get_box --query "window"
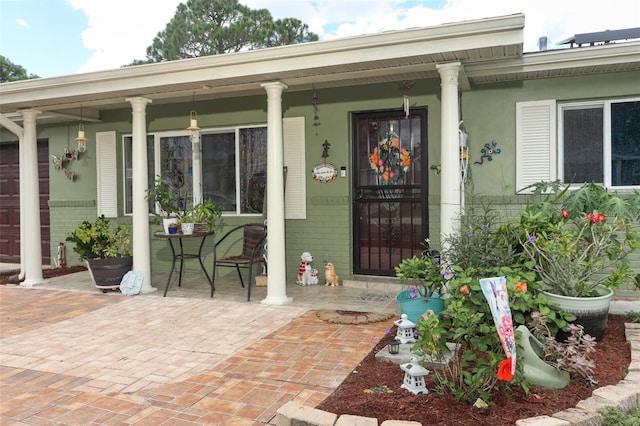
[201,127,267,213]
[560,99,640,188]
[516,98,639,192]
[123,126,268,215]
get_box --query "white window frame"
[558,97,640,190]
[120,117,307,218]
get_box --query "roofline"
[0,14,524,107]
[465,40,640,79]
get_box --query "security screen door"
[352,108,428,276]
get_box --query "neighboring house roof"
[1,13,639,125]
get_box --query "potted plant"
[394,241,448,323]
[66,215,133,291]
[191,198,223,233]
[145,175,179,233]
[177,214,195,235]
[518,181,640,340]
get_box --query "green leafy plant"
[145,175,179,218]
[518,182,640,297]
[598,406,640,425]
[412,265,571,404]
[442,198,517,278]
[66,215,131,260]
[527,311,598,384]
[190,199,223,232]
[395,239,449,298]
[626,311,640,323]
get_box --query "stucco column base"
[261,296,293,306]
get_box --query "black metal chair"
[211,223,267,301]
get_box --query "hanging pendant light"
[75,106,88,152]
[186,110,201,144]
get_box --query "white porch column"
[126,97,157,293]
[260,82,291,305]
[19,109,44,286]
[436,63,462,244]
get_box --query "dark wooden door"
[352,109,428,276]
[0,140,50,264]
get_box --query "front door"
[352,109,428,276]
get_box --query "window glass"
[561,99,639,188]
[202,132,236,211]
[563,107,603,184]
[159,135,192,211]
[123,135,155,215]
[239,127,267,214]
[611,101,640,186]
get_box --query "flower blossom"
[497,358,514,382]
[586,213,606,223]
[514,282,527,293]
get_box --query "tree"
[139,0,318,63]
[0,56,39,82]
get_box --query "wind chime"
[399,80,415,119]
[51,112,88,181]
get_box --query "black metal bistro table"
[154,231,215,296]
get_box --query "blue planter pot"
[395,289,444,324]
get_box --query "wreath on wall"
[369,132,411,184]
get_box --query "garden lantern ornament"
[394,314,416,344]
[387,339,400,355]
[400,356,429,395]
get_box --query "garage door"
[0,140,50,264]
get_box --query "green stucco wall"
[4,69,638,294]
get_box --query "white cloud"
[67,0,183,73]
[70,0,640,73]
[16,18,28,27]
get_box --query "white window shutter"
[96,131,118,217]
[283,117,306,219]
[516,100,557,193]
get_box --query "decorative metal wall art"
[474,140,501,165]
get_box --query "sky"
[1,0,639,79]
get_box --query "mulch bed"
[317,314,631,425]
[0,265,87,285]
